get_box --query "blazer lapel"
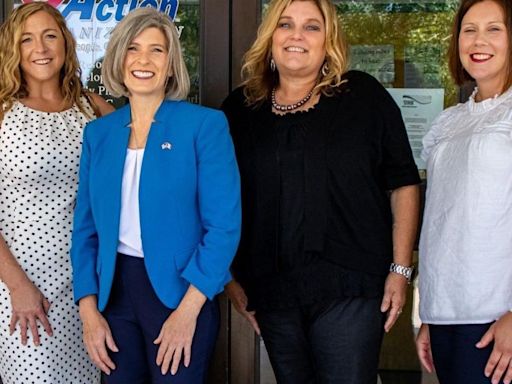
[137,101,180,256]
[101,105,131,249]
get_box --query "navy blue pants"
[429,323,500,384]
[256,296,385,384]
[102,254,219,384]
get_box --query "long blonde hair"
[241,0,349,106]
[0,2,88,124]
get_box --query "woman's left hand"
[476,312,512,384]
[154,285,206,376]
[380,272,407,332]
[154,306,198,375]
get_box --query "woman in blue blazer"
[70,8,240,384]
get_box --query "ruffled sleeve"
[421,105,458,162]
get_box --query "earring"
[321,62,329,77]
[270,58,276,72]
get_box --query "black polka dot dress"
[0,98,100,383]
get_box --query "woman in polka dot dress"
[0,3,113,383]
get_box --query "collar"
[468,86,512,114]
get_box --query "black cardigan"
[221,70,420,309]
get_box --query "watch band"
[389,262,414,283]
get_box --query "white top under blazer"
[117,148,145,257]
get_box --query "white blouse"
[117,148,145,258]
[419,87,512,324]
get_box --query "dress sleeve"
[369,74,421,189]
[421,108,452,162]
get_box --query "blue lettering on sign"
[96,0,114,22]
[62,0,179,21]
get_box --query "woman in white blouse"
[416,0,512,383]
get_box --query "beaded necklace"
[271,87,314,112]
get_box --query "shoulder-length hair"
[448,0,512,92]
[0,2,87,124]
[102,7,189,100]
[241,0,349,106]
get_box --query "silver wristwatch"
[389,262,414,283]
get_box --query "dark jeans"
[102,254,219,384]
[429,323,499,384]
[256,296,385,384]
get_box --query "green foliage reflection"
[176,2,200,103]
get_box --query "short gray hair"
[102,7,190,100]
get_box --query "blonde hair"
[0,2,87,124]
[241,0,349,106]
[102,7,189,100]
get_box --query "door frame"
[202,1,262,382]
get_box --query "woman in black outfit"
[222,0,420,383]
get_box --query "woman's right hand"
[225,280,260,335]
[9,278,53,346]
[416,323,435,373]
[79,296,118,375]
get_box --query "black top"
[274,117,307,270]
[221,71,420,311]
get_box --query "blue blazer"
[70,100,241,311]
